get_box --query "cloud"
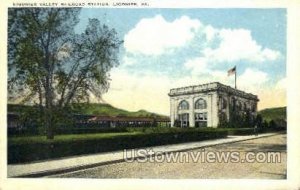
[184,57,208,75]
[183,58,235,87]
[103,15,285,114]
[124,15,202,55]
[124,15,281,66]
[102,68,171,115]
[100,66,284,115]
[203,29,281,63]
[122,55,136,66]
[204,25,217,42]
[184,66,269,93]
[102,67,232,115]
[238,68,269,93]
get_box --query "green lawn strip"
[8,128,228,164]
[9,127,270,146]
[8,132,142,145]
[8,127,226,145]
[7,128,240,144]
[126,126,225,133]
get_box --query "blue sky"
[76,8,286,114]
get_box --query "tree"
[255,114,263,128]
[8,8,122,139]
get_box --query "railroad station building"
[168,82,259,128]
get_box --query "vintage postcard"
[0,0,300,190]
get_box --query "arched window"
[195,98,207,109]
[178,100,189,110]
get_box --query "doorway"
[178,113,189,128]
[195,112,207,127]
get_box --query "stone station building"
[168,82,259,128]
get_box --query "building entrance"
[195,112,207,127]
[178,113,189,128]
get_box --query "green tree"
[255,114,263,128]
[8,8,122,139]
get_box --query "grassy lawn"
[8,127,227,145]
[8,132,141,145]
[8,127,275,145]
[8,127,228,164]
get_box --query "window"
[195,113,207,121]
[178,100,189,110]
[195,98,207,109]
[179,113,189,121]
[178,113,189,127]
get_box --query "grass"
[9,126,281,147]
[8,132,140,145]
[8,128,228,164]
[8,127,228,145]
[258,107,286,122]
[8,127,255,145]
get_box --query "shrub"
[225,128,254,136]
[8,130,227,164]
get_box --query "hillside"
[258,107,286,122]
[7,103,169,119]
[71,103,168,118]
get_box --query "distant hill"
[258,107,286,122]
[71,103,168,118]
[7,103,169,119]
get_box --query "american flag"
[228,66,236,76]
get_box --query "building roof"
[168,82,259,101]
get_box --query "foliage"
[255,114,263,128]
[258,107,287,129]
[7,103,169,136]
[258,107,286,122]
[8,130,227,164]
[218,103,255,128]
[8,8,123,139]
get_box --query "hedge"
[8,130,227,164]
[226,128,255,136]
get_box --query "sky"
[76,8,286,115]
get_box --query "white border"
[1,1,299,189]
